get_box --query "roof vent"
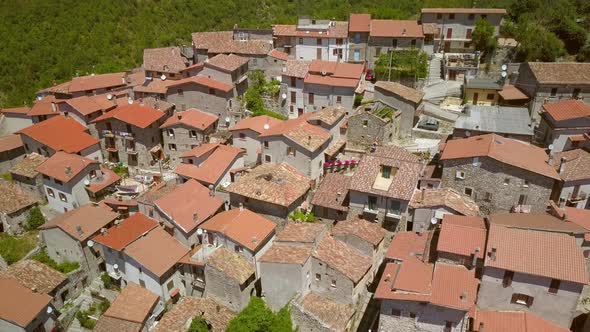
[460,292,467,301]
[76,225,84,235]
[64,166,72,176]
[264,174,273,181]
[193,212,199,224]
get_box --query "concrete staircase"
[427,54,443,86]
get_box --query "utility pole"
[387,49,394,82]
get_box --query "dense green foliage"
[76,299,110,329]
[25,206,45,231]
[32,248,80,273]
[100,272,114,290]
[289,210,315,223]
[374,50,428,82]
[0,232,37,264]
[472,19,497,58]
[188,316,210,332]
[112,163,129,178]
[227,297,295,332]
[244,70,286,120]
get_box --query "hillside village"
[1,7,590,332]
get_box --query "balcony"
[568,192,587,202]
[102,130,115,138]
[512,205,531,213]
[126,147,138,154]
[385,210,402,220]
[105,145,118,153]
[119,132,134,140]
[363,205,379,217]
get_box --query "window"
[392,39,398,48]
[573,88,581,99]
[209,88,215,95]
[511,293,533,307]
[409,313,416,318]
[437,13,442,19]
[444,321,452,332]
[291,91,296,103]
[298,38,303,45]
[89,170,97,179]
[449,13,455,19]
[331,279,336,287]
[551,88,557,96]
[464,187,473,196]
[126,124,132,133]
[523,180,530,188]
[177,88,184,96]
[487,93,495,100]
[455,171,465,179]
[265,155,271,162]
[166,280,175,291]
[472,157,480,166]
[468,14,475,20]
[503,178,510,185]
[375,47,381,55]
[54,179,63,185]
[362,120,369,127]
[315,273,321,281]
[368,196,378,210]
[411,39,416,47]
[466,29,473,39]
[354,33,361,43]
[309,93,314,105]
[47,188,55,198]
[263,141,269,149]
[316,38,322,46]
[167,129,174,137]
[481,14,487,20]
[391,309,401,317]
[336,38,343,45]
[59,192,67,202]
[518,194,528,205]
[389,200,401,215]
[287,146,296,156]
[484,192,492,202]
[291,77,296,87]
[381,165,392,179]
[139,279,146,288]
[169,144,177,151]
[189,130,197,138]
[502,270,514,287]
[235,245,243,253]
[549,279,561,294]
[239,133,246,140]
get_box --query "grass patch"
[112,163,129,177]
[289,210,315,223]
[0,231,38,264]
[32,249,79,273]
[1,172,12,181]
[76,299,110,329]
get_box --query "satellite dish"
[501,64,507,71]
[548,144,554,151]
[113,264,119,269]
[430,217,438,225]
[86,240,94,248]
[37,96,43,101]
[106,94,113,100]
[160,74,167,81]
[127,98,134,104]
[47,307,53,314]
[282,93,287,99]
[83,179,90,186]
[501,71,507,78]
[263,123,270,130]
[465,131,471,137]
[225,117,230,123]
[196,228,203,235]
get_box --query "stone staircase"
[427,54,443,86]
[66,279,104,332]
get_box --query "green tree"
[188,316,209,332]
[25,206,45,231]
[471,18,497,58]
[227,297,295,332]
[374,50,427,82]
[269,306,295,332]
[515,22,566,62]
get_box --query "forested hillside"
[0,0,587,107]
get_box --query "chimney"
[178,114,182,120]
[239,203,244,211]
[308,135,312,145]
[76,225,83,236]
[193,212,199,224]
[489,247,497,261]
[559,157,567,174]
[51,102,57,112]
[471,247,480,269]
[208,184,215,197]
[420,188,425,202]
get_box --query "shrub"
[353,94,363,108]
[188,315,210,332]
[101,273,113,289]
[25,206,45,230]
[0,232,37,265]
[32,249,79,273]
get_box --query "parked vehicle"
[365,69,375,82]
[418,118,439,131]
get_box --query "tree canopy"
[226,297,295,332]
[472,19,498,58]
[374,50,428,83]
[188,315,210,332]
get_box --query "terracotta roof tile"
[200,208,276,251]
[166,76,233,93]
[137,180,178,205]
[375,81,424,104]
[206,247,255,283]
[258,244,312,265]
[430,263,479,310]
[284,60,311,78]
[176,145,243,186]
[526,62,590,85]
[438,215,486,258]
[154,179,224,233]
[159,109,218,130]
[1,107,31,115]
[299,292,354,331]
[40,204,119,242]
[0,134,23,152]
[0,182,37,214]
[206,54,249,72]
[92,213,158,251]
[485,224,588,284]
[17,115,99,153]
[268,49,289,61]
[64,95,107,116]
[311,173,350,212]
[563,207,590,231]
[208,40,272,56]
[94,282,158,332]
[0,277,52,328]
[421,8,507,14]
[542,99,590,121]
[386,231,431,261]
[86,166,121,194]
[125,227,189,277]
[275,222,327,244]
[473,310,569,332]
[133,78,173,94]
[305,61,364,88]
[349,14,371,32]
[143,47,189,73]
[350,145,424,200]
[498,84,529,101]
[441,134,560,179]
[192,31,234,51]
[36,151,97,183]
[27,99,59,117]
[370,20,424,38]
[313,236,372,283]
[307,106,346,127]
[409,188,479,216]
[273,22,349,38]
[422,23,438,35]
[260,113,331,152]
[92,104,165,128]
[0,259,66,294]
[226,163,311,207]
[69,72,127,93]
[154,297,235,332]
[9,153,47,178]
[229,115,283,134]
[93,316,142,332]
[489,212,588,234]
[332,217,385,246]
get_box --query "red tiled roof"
[36,151,97,183]
[349,14,371,32]
[258,244,312,265]
[63,94,115,116]
[273,22,349,38]
[0,134,23,153]
[27,98,61,117]
[0,107,30,115]
[313,236,372,283]
[134,78,173,94]
[440,134,560,180]
[17,115,99,153]
[543,99,590,122]
[564,207,590,231]
[299,292,355,332]
[284,60,311,78]
[206,54,249,72]
[370,20,424,38]
[40,204,119,242]
[437,215,486,258]
[430,263,479,311]
[259,113,330,152]
[154,179,224,233]
[180,143,220,158]
[473,310,569,332]
[386,231,431,261]
[305,60,364,88]
[176,144,243,186]
[68,72,126,93]
[485,224,588,284]
[86,167,121,194]
[310,173,350,212]
[160,109,218,130]
[100,282,159,324]
[268,49,289,61]
[206,247,255,283]
[200,208,276,251]
[92,213,158,251]
[332,217,385,246]
[125,227,189,277]
[409,188,479,216]
[275,222,327,244]
[92,103,165,128]
[526,62,590,85]
[0,277,52,328]
[229,115,283,134]
[421,8,507,14]
[489,212,588,234]
[166,76,233,93]
[143,47,189,73]
[498,84,529,101]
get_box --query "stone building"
[515,62,590,124]
[366,19,425,68]
[143,46,191,80]
[204,247,256,312]
[349,145,424,229]
[0,182,37,235]
[536,99,590,152]
[477,224,588,327]
[440,134,560,214]
[92,103,167,168]
[290,291,355,332]
[331,217,386,268]
[346,102,396,151]
[0,277,57,332]
[0,107,33,133]
[159,109,218,165]
[229,115,284,166]
[0,134,25,174]
[175,143,244,189]
[436,215,487,269]
[347,14,371,64]
[373,81,424,138]
[154,297,235,332]
[549,148,590,209]
[311,173,351,221]
[9,153,47,200]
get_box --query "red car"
[365,69,375,82]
